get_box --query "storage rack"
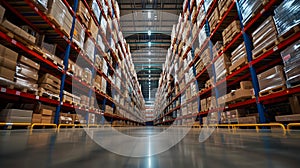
[154,0,300,126]
[0,0,145,127]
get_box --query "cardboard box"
[1,20,36,44]
[289,95,300,114]
[38,73,61,85]
[40,109,53,116]
[0,116,32,123]
[0,44,18,62]
[41,116,52,124]
[15,77,38,89]
[275,114,300,122]
[19,56,40,70]
[32,113,42,123]
[0,66,15,81]
[16,64,39,81]
[238,116,257,124]
[88,19,98,40]
[0,109,33,117]
[0,56,17,70]
[240,81,253,90]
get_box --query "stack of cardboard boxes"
[0,44,18,82]
[16,56,40,90]
[38,73,61,98]
[0,109,33,123]
[222,20,241,45]
[229,42,247,73]
[214,53,231,81]
[252,16,278,59]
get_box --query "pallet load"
[94,75,102,91]
[218,0,232,19]
[1,19,36,44]
[73,19,85,49]
[222,20,241,45]
[204,0,213,10]
[38,73,61,100]
[82,68,92,85]
[63,91,81,105]
[47,0,73,37]
[40,109,54,124]
[88,17,98,41]
[218,81,253,104]
[59,113,73,124]
[257,65,286,97]
[221,109,246,124]
[238,115,258,124]
[0,109,33,123]
[280,39,300,88]
[15,57,39,92]
[0,44,18,81]
[76,0,91,28]
[238,0,265,25]
[106,105,114,114]
[200,48,211,67]
[273,0,300,37]
[214,53,231,81]
[208,6,219,31]
[252,16,278,59]
[212,41,223,58]
[84,37,95,63]
[229,42,247,73]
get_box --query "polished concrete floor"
[0,127,300,168]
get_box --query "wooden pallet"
[229,57,248,74]
[0,26,34,48]
[47,15,70,38]
[252,39,280,59]
[38,88,60,101]
[286,78,300,89]
[63,98,73,105]
[278,25,300,42]
[259,85,287,97]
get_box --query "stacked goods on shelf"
[257,65,286,97]
[59,113,73,124]
[200,48,211,67]
[82,68,92,85]
[229,42,247,73]
[38,73,61,99]
[273,0,300,37]
[88,113,96,124]
[280,39,300,88]
[222,20,241,45]
[16,56,40,90]
[94,74,102,91]
[84,37,95,62]
[73,20,85,49]
[197,3,205,24]
[238,0,265,24]
[63,91,81,105]
[218,0,232,18]
[252,16,278,58]
[218,81,253,104]
[80,95,94,107]
[40,109,54,124]
[0,44,18,81]
[16,61,39,91]
[198,26,207,47]
[214,53,230,81]
[1,19,36,44]
[208,6,219,31]
[238,114,258,124]
[47,0,73,37]
[76,1,91,28]
[221,109,246,123]
[0,109,33,123]
[89,18,98,41]
[212,41,223,58]
[105,105,114,114]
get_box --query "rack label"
[1,88,6,92]
[35,96,39,100]
[11,39,17,45]
[16,91,21,96]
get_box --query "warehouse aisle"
[0,128,300,168]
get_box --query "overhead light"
[148,11,151,19]
[148,51,151,55]
[148,42,151,47]
[148,30,151,36]
[148,58,151,62]
[149,75,151,78]
[148,79,151,81]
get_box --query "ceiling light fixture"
[148,11,151,19]
[148,41,151,47]
[148,30,151,36]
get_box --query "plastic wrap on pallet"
[231,42,246,65]
[204,0,213,10]
[273,0,300,36]
[238,0,263,24]
[257,65,286,93]
[214,54,230,81]
[73,20,85,49]
[198,26,207,48]
[280,39,300,66]
[84,37,95,62]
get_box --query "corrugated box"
[40,109,53,116]
[0,44,18,62]
[19,55,40,70]
[1,20,36,44]
[32,113,42,123]
[0,56,17,70]
[0,66,15,81]
[238,116,258,124]
[240,81,253,90]
[41,116,53,124]
[16,64,39,81]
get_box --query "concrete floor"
[0,127,300,168]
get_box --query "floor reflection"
[0,128,299,168]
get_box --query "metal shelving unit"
[0,0,146,127]
[154,0,300,126]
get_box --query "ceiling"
[119,0,183,104]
